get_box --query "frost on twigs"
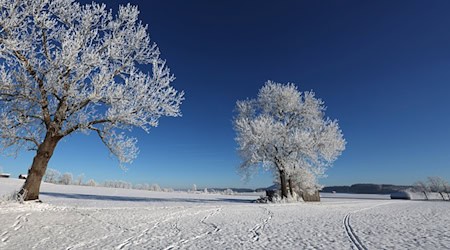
[234,81,346,200]
[1,189,28,204]
[0,0,184,167]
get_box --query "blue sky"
[1,0,450,189]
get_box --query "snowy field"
[1,178,450,249]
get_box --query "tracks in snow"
[164,207,222,250]
[1,212,31,244]
[343,202,393,250]
[116,208,191,249]
[343,213,367,250]
[249,206,273,242]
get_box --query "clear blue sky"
[1,0,450,189]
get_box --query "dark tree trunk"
[19,133,60,201]
[288,178,294,197]
[279,170,288,198]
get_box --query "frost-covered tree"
[43,168,60,183]
[86,179,96,187]
[413,181,430,200]
[427,176,449,200]
[234,81,346,199]
[60,172,72,185]
[103,180,131,189]
[150,183,161,192]
[0,0,183,200]
[75,173,84,186]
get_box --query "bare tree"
[0,0,183,200]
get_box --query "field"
[1,178,450,249]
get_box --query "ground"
[1,178,449,249]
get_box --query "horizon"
[1,0,450,189]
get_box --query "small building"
[18,174,28,179]
[0,173,10,178]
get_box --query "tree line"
[413,176,450,200]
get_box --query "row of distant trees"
[43,169,236,195]
[413,176,450,200]
[43,168,175,192]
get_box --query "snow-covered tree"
[75,173,84,186]
[60,172,72,185]
[103,180,131,189]
[0,0,183,200]
[234,81,346,199]
[413,181,430,200]
[86,179,96,187]
[223,188,234,195]
[43,168,60,183]
[426,176,448,200]
[150,183,161,192]
[191,184,197,192]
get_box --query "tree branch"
[61,118,111,137]
[13,51,51,128]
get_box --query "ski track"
[249,206,273,242]
[3,178,450,250]
[343,202,393,250]
[163,207,222,250]
[344,213,367,250]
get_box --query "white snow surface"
[1,178,450,249]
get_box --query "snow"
[1,178,450,249]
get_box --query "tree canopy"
[0,0,183,200]
[234,81,346,199]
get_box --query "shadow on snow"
[40,192,255,204]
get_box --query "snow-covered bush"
[223,189,234,195]
[1,190,28,204]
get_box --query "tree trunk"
[423,191,428,200]
[19,134,60,201]
[288,178,294,197]
[279,170,288,198]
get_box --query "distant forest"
[321,184,412,194]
